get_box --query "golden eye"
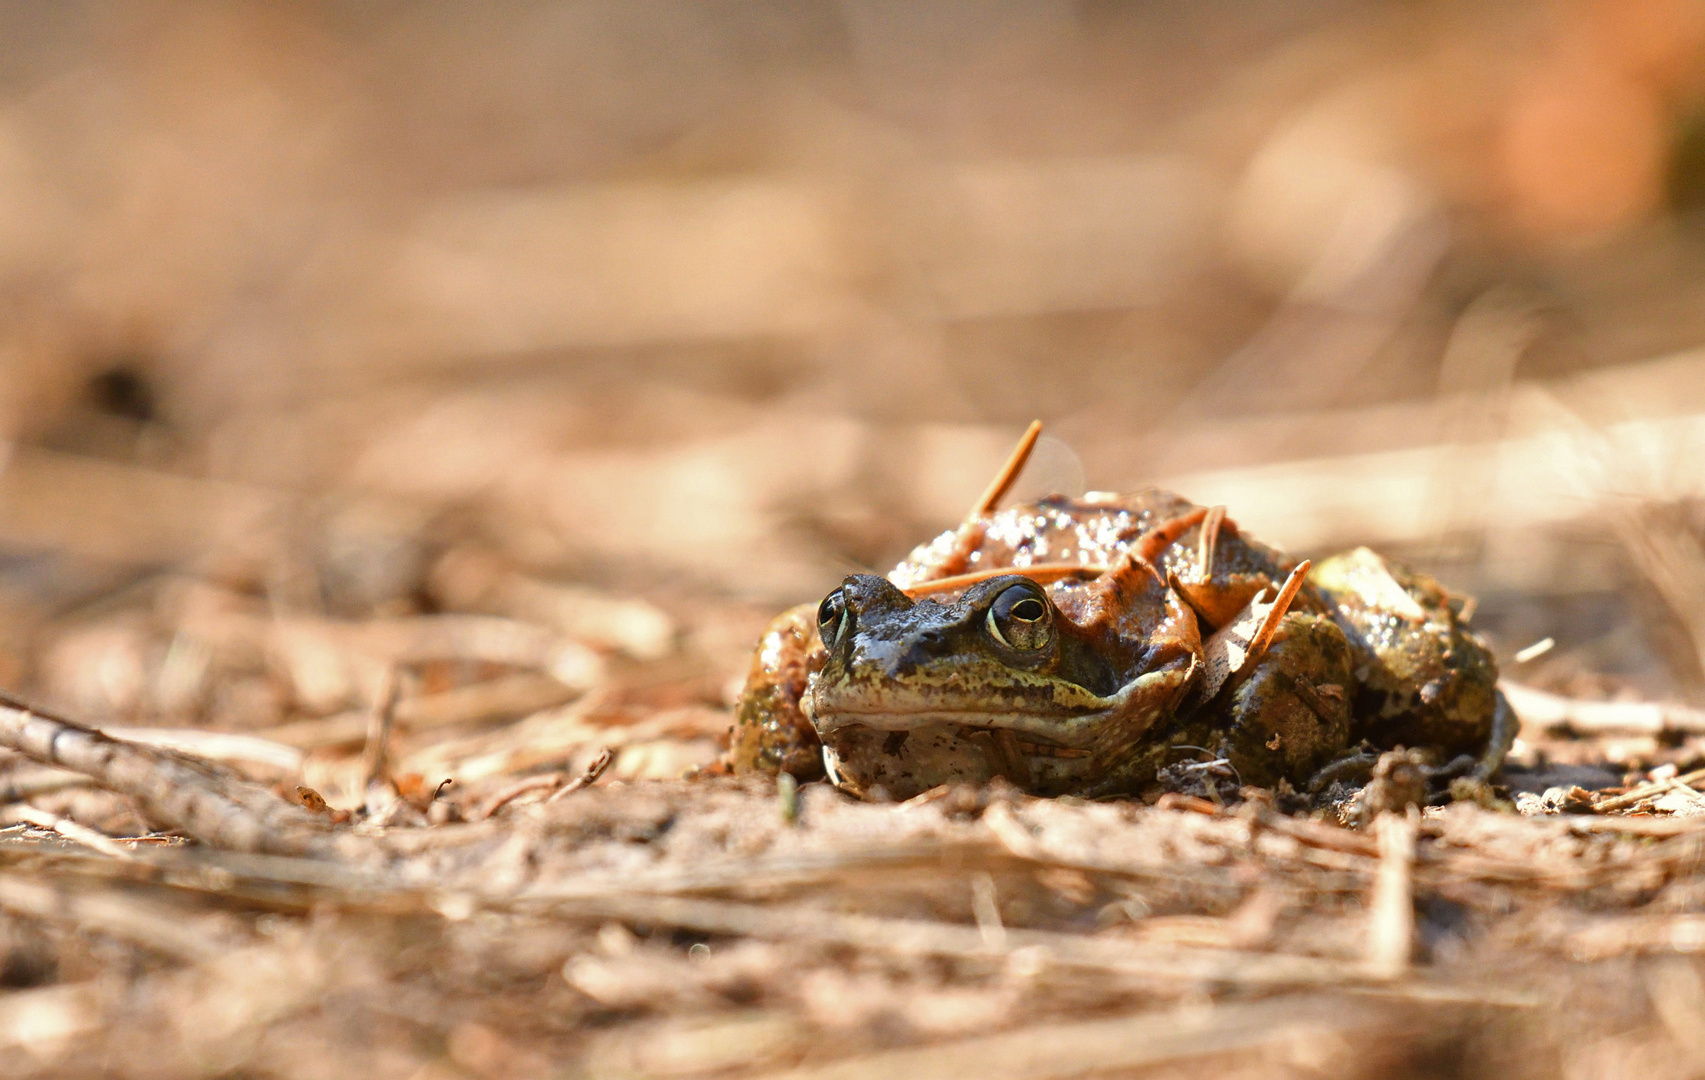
[987,583,1053,650]
[817,588,847,647]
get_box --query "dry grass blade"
[973,420,1044,517]
[1502,680,1705,735]
[749,995,1390,1080]
[1594,767,1705,813]
[0,873,228,963]
[536,892,1380,988]
[902,562,1111,597]
[352,615,606,688]
[0,764,91,801]
[1367,809,1417,977]
[256,672,581,750]
[3,805,134,860]
[360,666,399,791]
[97,729,305,773]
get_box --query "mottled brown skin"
[729,604,826,780]
[730,490,1503,800]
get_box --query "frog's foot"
[1356,748,1432,821]
[1306,745,1381,793]
[1472,689,1518,781]
[1308,742,1501,821]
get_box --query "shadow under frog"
[731,484,1512,802]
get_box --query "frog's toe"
[1305,746,1381,793]
[1471,690,1518,781]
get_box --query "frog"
[729,426,1512,802]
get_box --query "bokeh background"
[1,0,1705,756]
[10,4,1705,1078]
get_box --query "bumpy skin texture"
[730,491,1500,800]
[1310,548,1498,757]
[728,604,826,780]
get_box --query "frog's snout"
[887,627,954,677]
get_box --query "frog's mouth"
[807,664,1192,751]
[815,713,1100,755]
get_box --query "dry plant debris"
[8,5,1705,1076]
[4,663,1705,1078]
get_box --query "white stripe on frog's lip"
[810,665,1193,747]
[811,707,1099,739]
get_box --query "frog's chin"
[807,665,1198,799]
[816,720,1102,800]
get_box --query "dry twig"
[0,691,338,855]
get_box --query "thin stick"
[1245,560,1311,662]
[475,773,564,820]
[970,872,1006,953]
[0,689,336,855]
[902,562,1110,597]
[99,729,304,773]
[460,744,615,821]
[545,746,615,802]
[1593,766,1705,813]
[972,420,1043,517]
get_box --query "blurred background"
[8,5,1705,1076]
[0,0,1703,754]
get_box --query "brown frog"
[730,424,1512,801]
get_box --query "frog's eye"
[987,583,1053,651]
[817,588,847,647]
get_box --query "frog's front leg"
[729,604,826,780]
[1207,611,1357,788]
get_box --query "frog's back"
[889,490,1290,589]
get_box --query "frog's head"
[804,574,1174,798]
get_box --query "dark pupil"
[818,592,844,628]
[1009,597,1046,622]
